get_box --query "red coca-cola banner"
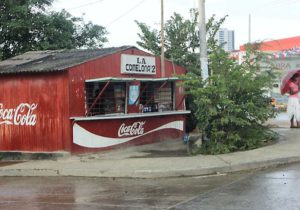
[72,114,185,152]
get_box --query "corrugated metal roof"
[0,46,135,74]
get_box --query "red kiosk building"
[0,46,189,153]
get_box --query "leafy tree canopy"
[135,10,226,72]
[0,0,108,60]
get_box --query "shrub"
[182,45,278,154]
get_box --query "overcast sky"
[52,0,300,50]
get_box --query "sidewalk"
[0,113,299,178]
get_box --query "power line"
[106,0,148,26]
[67,0,105,11]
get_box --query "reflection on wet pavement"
[172,163,300,210]
[0,172,245,209]
[1,163,300,209]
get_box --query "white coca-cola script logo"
[118,121,145,137]
[0,103,38,126]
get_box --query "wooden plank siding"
[0,72,70,152]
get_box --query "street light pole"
[161,0,165,77]
[198,0,208,81]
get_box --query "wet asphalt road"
[0,171,244,210]
[0,163,299,209]
[173,163,300,210]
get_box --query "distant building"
[216,28,235,52]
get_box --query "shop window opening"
[140,81,174,113]
[86,82,126,116]
[85,80,176,116]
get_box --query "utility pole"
[248,14,251,43]
[161,0,165,77]
[198,0,208,81]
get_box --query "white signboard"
[121,54,156,75]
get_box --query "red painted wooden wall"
[0,72,71,152]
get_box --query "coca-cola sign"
[118,121,145,137]
[0,103,38,126]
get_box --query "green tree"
[183,44,277,154]
[136,11,226,72]
[35,10,108,50]
[0,0,108,60]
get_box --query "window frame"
[85,77,180,116]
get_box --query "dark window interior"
[140,82,174,113]
[85,81,174,116]
[86,82,126,116]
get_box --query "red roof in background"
[239,36,300,51]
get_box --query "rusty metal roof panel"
[0,46,134,74]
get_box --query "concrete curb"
[0,156,299,178]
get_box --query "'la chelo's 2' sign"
[0,103,38,126]
[121,54,156,75]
